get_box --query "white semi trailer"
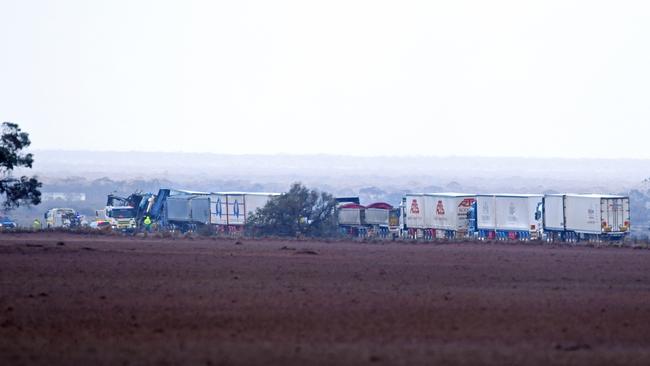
[403,193,476,239]
[476,194,543,240]
[543,194,630,242]
[210,192,280,231]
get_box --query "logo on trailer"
[508,202,516,216]
[587,204,597,223]
[410,199,420,214]
[436,200,445,215]
[233,200,240,218]
[459,198,475,208]
[215,198,223,218]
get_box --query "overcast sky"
[1,1,649,158]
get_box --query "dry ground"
[1,233,650,365]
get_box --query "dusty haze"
[29,150,650,193]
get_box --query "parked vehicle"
[543,194,630,242]
[45,208,81,228]
[365,202,394,237]
[473,194,543,240]
[210,192,280,232]
[336,202,397,238]
[163,192,211,231]
[96,206,137,230]
[403,193,476,239]
[56,185,635,244]
[337,203,367,237]
[0,216,16,229]
[89,220,111,230]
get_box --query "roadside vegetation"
[0,122,41,210]
[245,183,339,238]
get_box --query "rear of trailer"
[476,194,543,240]
[364,202,392,226]
[364,202,394,237]
[546,194,630,241]
[338,203,365,226]
[337,203,368,237]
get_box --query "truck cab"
[97,206,137,230]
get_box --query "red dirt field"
[1,233,650,366]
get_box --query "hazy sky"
[1,1,649,158]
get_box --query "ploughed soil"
[1,233,650,366]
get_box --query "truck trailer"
[364,202,394,237]
[337,202,398,238]
[210,192,280,231]
[403,193,476,239]
[475,194,543,240]
[543,194,630,242]
[165,194,211,225]
[337,203,367,237]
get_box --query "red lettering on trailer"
[458,198,475,208]
[436,200,445,215]
[410,199,420,214]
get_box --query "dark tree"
[0,122,42,209]
[246,183,338,237]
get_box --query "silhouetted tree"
[246,183,338,237]
[0,122,41,209]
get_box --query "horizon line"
[31,149,650,162]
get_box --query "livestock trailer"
[210,192,280,231]
[543,194,630,242]
[475,194,543,240]
[403,193,476,239]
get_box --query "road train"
[100,188,630,242]
[339,193,630,242]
